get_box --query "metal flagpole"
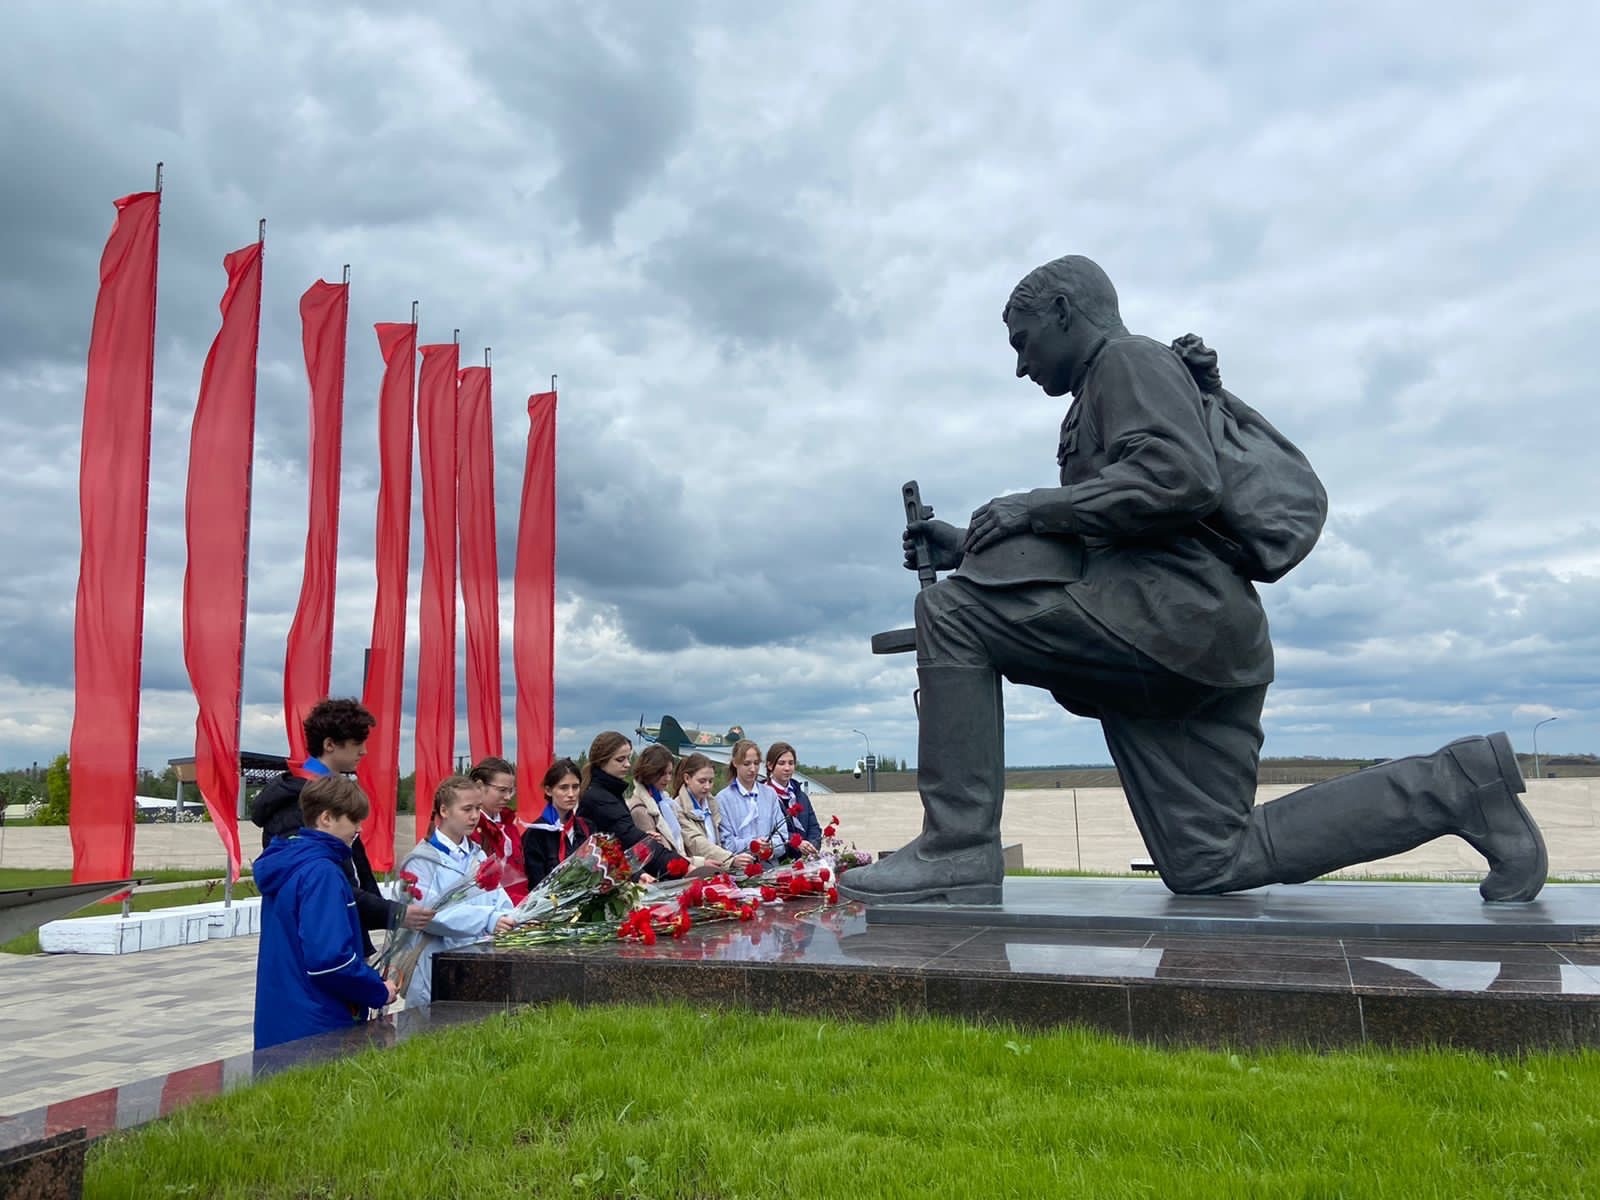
[226,217,265,907]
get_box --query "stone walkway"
[0,937,258,1116]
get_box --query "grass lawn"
[87,1003,1600,1199]
[0,875,259,955]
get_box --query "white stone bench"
[38,897,262,955]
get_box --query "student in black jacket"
[250,697,433,956]
[521,759,597,888]
[574,731,677,879]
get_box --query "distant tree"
[37,753,71,825]
[0,771,40,811]
[136,766,179,800]
[397,772,415,815]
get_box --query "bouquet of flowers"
[494,833,653,947]
[757,860,841,907]
[378,856,506,993]
[817,812,873,873]
[680,875,762,923]
[617,901,693,945]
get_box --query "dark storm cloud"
[470,4,698,243]
[641,200,856,358]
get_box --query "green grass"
[86,1004,1599,1199]
[0,877,259,955]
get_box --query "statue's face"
[1006,300,1074,397]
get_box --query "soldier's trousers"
[915,577,1492,894]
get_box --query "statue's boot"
[836,666,1005,905]
[1236,731,1546,902]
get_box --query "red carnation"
[744,861,764,878]
[475,859,504,891]
[827,887,840,904]
[823,824,837,839]
[818,867,831,883]
[788,832,804,851]
[666,857,690,878]
[787,801,803,817]
[760,886,777,902]
[831,814,841,825]
[408,885,423,900]
[398,870,419,885]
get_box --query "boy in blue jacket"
[254,774,397,1050]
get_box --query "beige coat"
[671,787,736,867]
[627,786,690,857]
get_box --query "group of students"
[252,699,819,1051]
[524,730,822,888]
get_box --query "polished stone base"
[436,894,1600,1054]
[0,1127,85,1200]
[865,878,1600,943]
[0,881,140,946]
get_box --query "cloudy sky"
[2,1,1596,779]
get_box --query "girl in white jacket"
[397,774,514,1008]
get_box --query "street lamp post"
[851,728,876,793]
[1532,716,1559,782]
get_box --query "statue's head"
[1002,255,1124,397]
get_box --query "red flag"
[181,241,264,878]
[69,190,160,884]
[514,390,558,806]
[356,322,417,873]
[413,343,459,842]
[457,364,502,763]
[282,279,349,767]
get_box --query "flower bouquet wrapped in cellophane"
[617,900,693,945]
[378,857,507,993]
[753,858,842,908]
[493,833,649,947]
[812,811,872,873]
[678,874,762,923]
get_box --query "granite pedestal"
[865,877,1600,942]
[436,880,1600,1055]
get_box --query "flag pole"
[227,217,265,904]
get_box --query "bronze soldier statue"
[838,255,1547,907]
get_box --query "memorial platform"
[865,877,1600,942]
[435,880,1600,1055]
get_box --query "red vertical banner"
[69,189,161,884]
[514,389,558,806]
[282,278,349,766]
[356,322,417,873]
[181,240,264,878]
[456,364,502,763]
[413,343,459,842]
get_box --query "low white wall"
[38,897,262,955]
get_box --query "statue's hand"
[964,494,1032,555]
[904,519,964,572]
